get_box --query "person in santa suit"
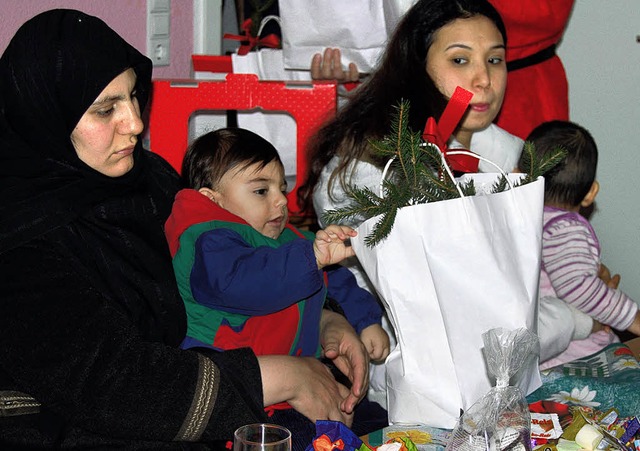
[310,1,575,141]
[489,0,575,139]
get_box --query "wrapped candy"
[305,421,423,451]
[306,420,373,451]
[446,328,540,451]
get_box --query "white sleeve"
[538,295,576,362]
[312,156,383,228]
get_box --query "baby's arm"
[580,264,619,334]
[360,323,390,362]
[314,225,357,269]
[543,217,637,330]
[597,263,640,336]
[193,229,325,314]
[626,311,640,336]
[325,264,383,325]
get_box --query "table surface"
[360,337,640,448]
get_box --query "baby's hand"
[314,225,357,269]
[360,324,390,362]
[598,263,621,289]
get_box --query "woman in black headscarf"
[0,9,368,448]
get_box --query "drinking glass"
[233,423,292,451]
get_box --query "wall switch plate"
[147,0,171,66]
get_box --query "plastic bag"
[446,328,539,451]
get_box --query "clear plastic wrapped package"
[446,328,540,451]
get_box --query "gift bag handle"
[252,15,283,78]
[379,145,515,198]
[443,150,515,195]
[257,15,282,37]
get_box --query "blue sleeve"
[191,228,324,315]
[326,265,382,334]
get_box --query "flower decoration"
[547,386,601,408]
[612,358,640,371]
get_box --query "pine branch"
[365,207,399,247]
[322,187,385,225]
[492,174,510,193]
[517,141,567,186]
[322,100,566,247]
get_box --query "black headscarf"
[0,9,184,343]
[0,8,153,252]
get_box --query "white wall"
[558,0,640,304]
[0,0,194,79]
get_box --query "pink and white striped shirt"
[539,206,638,330]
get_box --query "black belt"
[507,44,557,72]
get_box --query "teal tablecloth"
[526,342,640,417]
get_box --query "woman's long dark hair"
[297,0,506,214]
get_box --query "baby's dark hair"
[181,128,283,190]
[523,120,598,207]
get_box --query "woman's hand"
[319,310,369,413]
[258,355,354,426]
[311,48,360,82]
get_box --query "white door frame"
[193,0,223,55]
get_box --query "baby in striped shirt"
[522,120,640,369]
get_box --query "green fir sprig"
[322,100,567,247]
[516,140,567,185]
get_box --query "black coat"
[0,9,266,448]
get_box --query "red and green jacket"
[165,189,381,358]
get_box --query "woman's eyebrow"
[445,43,506,51]
[445,43,472,51]
[92,94,126,106]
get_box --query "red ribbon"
[223,18,281,56]
[422,86,479,173]
[264,401,293,417]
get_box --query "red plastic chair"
[148,73,337,217]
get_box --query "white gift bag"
[229,16,315,181]
[231,47,312,180]
[278,0,413,73]
[351,170,543,429]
